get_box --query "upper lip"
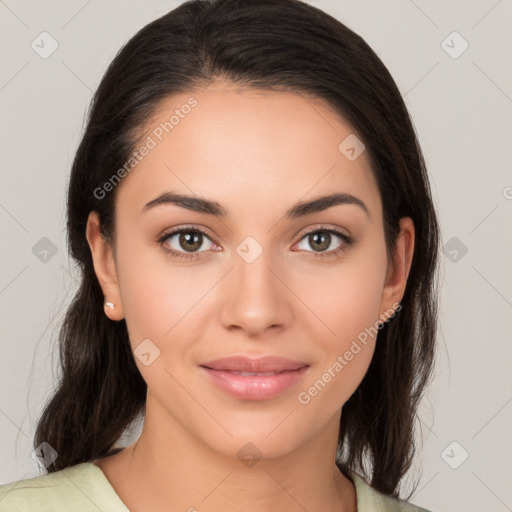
[200,356,309,372]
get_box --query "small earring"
[105,301,115,310]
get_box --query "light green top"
[0,462,432,511]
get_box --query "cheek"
[294,244,387,407]
[114,234,188,347]
[294,243,388,347]
[296,274,381,417]
[331,264,385,339]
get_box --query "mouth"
[199,365,310,400]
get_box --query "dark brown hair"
[34,0,440,500]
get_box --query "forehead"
[116,81,382,223]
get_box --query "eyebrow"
[141,191,370,220]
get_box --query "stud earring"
[104,301,115,310]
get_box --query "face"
[87,80,414,461]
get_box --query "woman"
[0,0,440,510]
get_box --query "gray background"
[1,1,511,510]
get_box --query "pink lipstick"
[199,355,310,400]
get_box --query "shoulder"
[348,470,434,512]
[0,462,129,512]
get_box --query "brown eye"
[296,228,350,256]
[159,228,215,257]
[158,225,352,262]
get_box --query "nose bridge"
[235,233,280,304]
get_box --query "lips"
[199,355,309,373]
[199,356,311,400]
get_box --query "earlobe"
[380,217,415,317]
[85,211,124,321]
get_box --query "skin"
[86,79,414,512]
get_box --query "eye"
[157,224,353,262]
[157,226,216,261]
[294,226,352,258]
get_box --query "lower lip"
[200,366,310,400]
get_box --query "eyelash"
[157,224,353,262]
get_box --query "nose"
[219,247,293,337]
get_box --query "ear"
[379,216,415,320]
[85,211,124,321]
